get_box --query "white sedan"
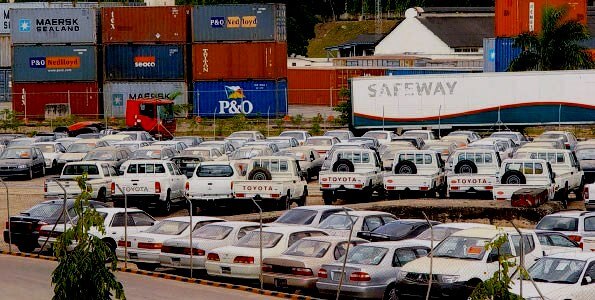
[271,205,352,227]
[159,221,261,270]
[205,226,327,280]
[316,211,398,238]
[115,216,224,270]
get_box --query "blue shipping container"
[483,38,521,72]
[12,45,97,82]
[0,68,10,102]
[104,44,185,81]
[386,68,481,76]
[193,80,287,117]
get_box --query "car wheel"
[17,243,36,253]
[102,238,116,253]
[28,168,33,180]
[136,263,157,271]
[383,284,398,300]
[322,190,335,205]
[97,188,107,202]
[42,166,46,177]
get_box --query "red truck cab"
[125,99,176,139]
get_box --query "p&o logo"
[219,86,253,114]
[19,19,31,32]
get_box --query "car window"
[288,232,310,247]
[537,216,579,232]
[489,239,513,257]
[548,234,577,247]
[320,209,342,223]
[166,163,175,174]
[131,212,155,226]
[362,216,383,232]
[102,166,110,176]
[334,242,349,260]
[238,226,260,240]
[392,248,418,267]
[382,216,398,224]
[511,234,536,255]
[585,217,595,232]
[111,213,134,227]
[585,262,595,279]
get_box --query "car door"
[33,148,44,172]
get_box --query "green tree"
[51,174,126,300]
[333,88,352,125]
[509,5,595,71]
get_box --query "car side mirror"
[487,252,500,263]
[583,276,592,285]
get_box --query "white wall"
[375,16,453,56]
[287,57,333,67]
[144,0,175,6]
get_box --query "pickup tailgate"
[319,172,368,189]
[187,177,232,199]
[113,176,158,195]
[233,180,286,199]
[448,175,497,192]
[45,179,88,197]
[384,175,433,191]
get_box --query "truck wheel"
[248,167,272,180]
[97,188,107,202]
[383,284,398,300]
[438,185,447,199]
[296,188,307,206]
[454,160,477,174]
[136,263,157,271]
[17,244,36,253]
[332,159,354,172]
[501,170,526,184]
[102,238,116,253]
[360,189,373,202]
[322,190,335,205]
[574,181,585,201]
[162,190,172,215]
[394,161,417,174]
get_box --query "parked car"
[8,137,41,147]
[274,147,323,181]
[441,135,471,148]
[153,140,188,153]
[59,139,109,167]
[423,140,457,159]
[129,145,177,161]
[536,211,595,249]
[391,136,425,149]
[447,130,481,143]
[317,241,431,299]
[0,146,46,179]
[55,137,82,149]
[228,131,265,141]
[115,216,224,270]
[112,141,152,152]
[262,236,368,290]
[200,141,236,157]
[537,131,579,150]
[384,150,447,198]
[316,211,398,238]
[379,142,419,170]
[535,231,582,255]
[357,219,440,242]
[173,136,204,147]
[45,162,118,201]
[224,137,254,149]
[205,226,327,280]
[185,162,243,214]
[576,146,595,184]
[446,149,501,198]
[362,130,397,145]
[468,138,514,159]
[159,221,261,270]
[117,131,154,142]
[492,159,556,201]
[181,146,224,161]
[522,140,565,150]
[244,141,280,153]
[402,130,437,141]
[272,206,352,227]
[3,199,109,252]
[267,136,300,149]
[304,136,341,157]
[279,130,311,145]
[490,131,530,146]
[324,130,354,142]
[228,146,274,175]
[410,222,496,248]
[586,183,595,211]
[100,134,134,146]
[170,155,205,178]
[83,147,132,170]
[76,133,102,139]
[33,142,66,173]
[348,137,381,151]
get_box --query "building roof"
[417,16,494,48]
[325,33,386,51]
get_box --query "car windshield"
[345,246,388,265]
[276,150,307,161]
[118,133,138,140]
[132,149,162,159]
[527,257,585,284]
[36,145,55,153]
[144,220,189,235]
[416,227,461,241]
[9,140,33,147]
[231,149,262,160]
[229,132,254,139]
[192,224,233,240]
[235,231,283,248]
[317,214,358,230]
[25,203,63,218]
[432,236,490,260]
[280,132,303,139]
[372,222,414,237]
[84,150,115,161]
[62,164,100,175]
[196,165,233,177]
[491,133,519,141]
[325,132,349,140]
[275,209,318,225]
[364,132,388,139]
[539,133,566,141]
[183,149,211,157]
[67,143,95,153]
[449,132,472,137]
[577,148,595,160]
[403,132,428,140]
[306,139,332,146]
[0,148,31,159]
[283,239,331,258]
[536,216,579,231]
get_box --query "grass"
[307,20,399,58]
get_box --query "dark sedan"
[4,199,109,252]
[0,146,45,179]
[83,147,132,170]
[357,219,440,242]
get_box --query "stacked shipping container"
[10,8,99,119]
[101,6,190,118]
[191,4,288,117]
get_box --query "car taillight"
[117,240,131,247]
[234,256,255,264]
[451,186,459,190]
[584,186,590,200]
[34,222,48,232]
[262,264,273,272]
[291,267,313,276]
[565,142,571,149]
[236,193,245,198]
[111,182,116,194]
[271,194,280,198]
[138,242,162,249]
[5,221,9,229]
[322,184,330,188]
[184,247,205,256]
[386,186,395,190]
[420,186,429,191]
[155,182,161,194]
[485,186,493,190]
[185,182,189,191]
[207,253,220,261]
[349,271,371,282]
[161,245,173,253]
[354,184,363,189]
[230,181,233,190]
[317,268,328,278]
[43,180,47,193]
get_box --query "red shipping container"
[102,6,190,43]
[12,82,99,120]
[496,0,587,37]
[192,42,287,80]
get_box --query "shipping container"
[104,44,185,81]
[193,80,287,117]
[351,70,595,129]
[192,42,287,80]
[386,68,482,76]
[0,35,9,67]
[10,8,98,44]
[103,81,188,118]
[1,2,47,35]
[495,0,586,37]
[0,68,11,102]
[12,45,97,82]
[483,38,522,72]
[12,82,99,119]
[192,4,286,42]
[102,6,189,44]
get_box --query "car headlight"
[438,274,460,283]
[17,165,28,169]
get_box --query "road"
[0,255,277,300]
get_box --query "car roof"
[434,222,495,230]
[204,221,260,227]
[186,146,216,151]
[516,147,570,153]
[255,155,294,161]
[95,207,144,214]
[331,210,394,217]
[138,145,167,150]
[198,161,233,166]
[163,216,224,223]
[545,251,595,261]
[88,147,120,152]
[64,161,109,166]
[357,240,432,249]
[452,227,532,239]
[287,205,351,212]
[281,130,308,133]
[306,136,334,140]
[300,235,368,243]
[257,226,325,234]
[546,210,595,217]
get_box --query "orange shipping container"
[102,6,190,43]
[496,0,587,37]
[192,42,287,80]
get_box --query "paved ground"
[0,255,277,300]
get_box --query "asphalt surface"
[0,255,277,300]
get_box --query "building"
[287,56,333,67]
[325,33,385,58]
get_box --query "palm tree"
[509,5,595,71]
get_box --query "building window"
[454,48,480,53]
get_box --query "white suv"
[535,211,595,250]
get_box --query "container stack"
[101,6,190,118]
[10,8,99,119]
[191,4,288,117]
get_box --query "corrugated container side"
[10,8,98,44]
[386,68,483,75]
[192,4,286,42]
[12,82,99,119]
[191,42,287,80]
[0,68,11,102]
[193,80,287,117]
[483,38,496,72]
[0,2,48,35]
[0,35,10,67]
[104,44,185,81]
[102,6,189,44]
[288,68,336,106]
[495,38,522,72]
[103,81,188,118]
[12,45,97,82]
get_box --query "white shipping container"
[351,70,595,129]
[103,81,188,118]
[0,2,48,35]
[0,35,9,67]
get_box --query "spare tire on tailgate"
[394,160,417,174]
[454,160,478,174]
[333,159,355,172]
[248,167,272,180]
[501,170,526,184]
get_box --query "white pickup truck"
[383,150,446,198]
[493,159,557,201]
[319,149,383,204]
[232,156,308,210]
[447,149,501,197]
[514,148,584,200]
[111,160,187,215]
[185,161,243,214]
[44,162,118,202]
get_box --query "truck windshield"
[63,165,100,175]
[536,216,579,231]
[157,104,174,120]
[196,165,233,177]
[432,236,490,260]
[336,152,370,164]
[0,148,31,159]
[126,164,166,174]
[231,149,261,160]
[253,159,289,173]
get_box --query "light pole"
[336,208,355,300]
[251,196,264,290]
[0,178,10,253]
[114,184,129,269]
